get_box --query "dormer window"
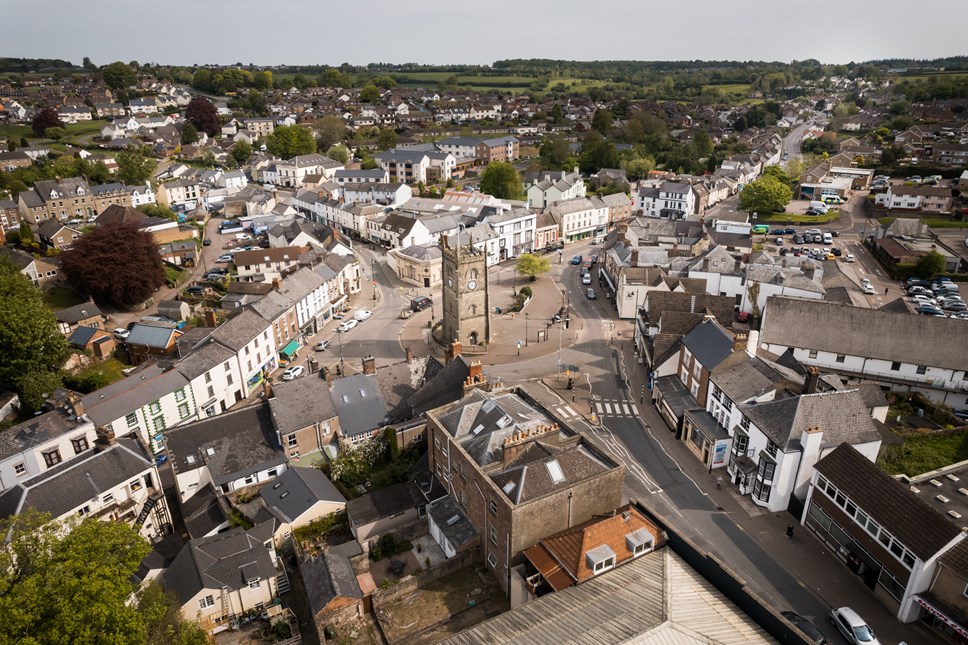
[586,545,616,575]
[626,528,654,557]
[247,577,261,589]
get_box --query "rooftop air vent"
[930,479,943,487]
[937,495,950,503]
[950,510,963,519]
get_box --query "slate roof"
[269,374,338,435]
[210,309,271,352]
[82,364,189,426]
[346,482,420,526]
[233,246,307,268]
[0,389,88,460]
[760,296,968,372]
[55,302,102,324]
[95,204,146,225]
[126,322,179,349]
[301,551,362,617]
[164,403,284,486]
[171,341,235,382]
[815,444,961,560]
[67,325,107,347]
[396,244,441,262]
[0,246,35,271]
[260,467,345,524]
[181,484,230,539]
[940,537,968,578]
[330,373,388,437]
[680,319,735,371]
[162,527,277,604]
[490,441,614,505]
[710,357,783,403]
[0,437,152,522]
[427,496,478,551]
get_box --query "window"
[199,595,214,609]
[174,389,186,402]
[808,350,818,359]
[226,374,233,385]
[765,441,778,457]
[205,373,212,384]
[593,556,615,573]
[267,468,277,477]
[126,412,139,428]
[207,386,215,398]
[14,463,26,476]
[916,365,927,375]
[489,499,497,515]
[891,361,901,371]
[102,492,114,504]
[740,416,751,430]
[178,403,190,419]
[490,526,498,545]
[153,416,165,432]
[130,479,142,493]
[77,505,91,516]
[43,449,62,468]
[835,354,845,363]
[71,437,89,454]
[487,553,497,568]
[248,578,260,589]
[287,434,298,448]
[224,361,231,372]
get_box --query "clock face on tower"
[467,280,477,291]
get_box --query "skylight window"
[446,514,461,526]
[472,424,485,436]
[546,460,565,485]
[502,481,516,495]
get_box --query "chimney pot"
[362,355,376,375]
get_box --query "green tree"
[43,127,66,141]
[692,130,714,158]
[102,61,137,90]
[60,222,166,307]
[313,115,347,150]
[539,134,572,170]
[116,147,157,185]
[265,124,317,158]
[253,70,273,90]
[360,156,378,170]
[0,510,206,644]
[18,221,34,244]
[326,144,350,164]
[231,140,253,166]
[738,175,793,214]
[247,89,266,116]
[180,122,198,145]
[376,128,397,151]
[763,165,793,187]
[137,204,179,222]
[578,131,618,174]
[591,109,613,136]
[516,253,551,281]
[82,56,97,71]
[359,84,381,103]
[0,260,69,405]
[480,161,524,200]
[17,368,64,411]
[190,68,212,93]
[623,156,655,181]
[550,102,564,123]
[915,250,946,278]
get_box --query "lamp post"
[336,328,345,376]
[525,312,529,347]
[751,212,757,236]
[430,293,435,322]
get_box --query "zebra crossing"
[592,399,638,419]
[552,404,581,420]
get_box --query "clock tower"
[440,232,490,348]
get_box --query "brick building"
[425,388,624,594]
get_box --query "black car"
[781,611,827,645]
[829,230,839,237]
[202,238,212,246]
[410,296,432,312]
[771,228,786,235]
[805,208,822,215]
[784,228,797,235]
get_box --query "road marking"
[604,402,612,414]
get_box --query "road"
[780,122,810,162]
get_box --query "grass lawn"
[879,430,968,476]
[761,211,840,224]
[42,285,86,310]
[0,123,32,140]
[703,83,751,97]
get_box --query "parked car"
[314,340,332,351]
[862,284,876,295]
[185,285,205,296]
[204,273,225,282]
[737,311,750,323]
[784,228,797,235]
[919,305,945,316]
[570,255,583,265]
[829,607,880,645]
[337,319,358,332]
[354,309,372,321]
[281,365,304,381]
[585,288,596,299]
[202,238,212,246]
[216,254,233,263]
[805,208,823,215]
[771,228,786,235]
[113,327,130,340]
[410,296,432,312]
[154,453,168,467]
[781,611,827,645]
[774,237,784,246]
[793,235,805,244]
[589,255,599,265]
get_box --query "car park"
[911,294,933,304]
[829,607,879,645]
[781,610,827,645]
[793,235,805,244]
[585,288,596,299]
[281,365,304,381]
[337,319,358,332]
[829,230,839,237]
[774,237,784,246]
[831,247,842,256]
[314,340,332,351]
[920,305,945,316]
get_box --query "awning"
[279,339,300,359]
[915,594,968,639]
[524,544,574,592]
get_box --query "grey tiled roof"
[0,437,152,522]
[82,364,189,427]
[680,320,735,371]
[164,403,284,486]
[260,467,345,524]
[815,444,960,560]
[172,341,235,381]
[760,296,968,372]
[330,374,388,437]
[269,374,338,435]
[427,496,478,550]
[210,309,270,352]
[301,551,362,617]
[55,302,103,324]
[346,482,420,526]
[162,527,277,604]
[126,323,179,349]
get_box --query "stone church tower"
[440,233,489,347]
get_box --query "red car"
[736,311,750,323]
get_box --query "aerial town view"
[2,3,968,644]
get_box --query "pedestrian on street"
[884,287,889,295]
[716,476,723,490]
[785,524,795,539]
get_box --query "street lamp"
[336,327,345,376]
[525,312,529,347]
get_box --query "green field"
[895,72,968,83]
[703,83,751,96]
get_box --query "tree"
[376,128,397,151]
[137,204,179,222]
[0,510,206,644]
[82,56,97,71]
[44,126,66,141]
[591,109,613,136]
[516,253,551,281]
[360,156,378,170]
[763,165,793,187]
[0,260,68,405]
[313,115,347,150]
[916,250,946,279]
[31,108,63,136]
[578,131,618,174]
[190,68,212,93]
[116,147,157,185]
[180,122,198,145]
[185,97,219,137]
[539,134,572,170]
[18,221,33,244]
[739,175,792,214]
[550,103,564,123]
[359,84,381,103]
[60,222,165,306]
[692,130,714,158]
[231,140,253,166]
[624,156,655,181]
[102,61,137,90]
[247,89,266,116]
[265,124,317,158]
[480,162,524,200]
[326,144,350,164]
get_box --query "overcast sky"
[5,0,967,67]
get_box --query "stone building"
[440,233,489,348]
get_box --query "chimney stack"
[321,365,333,385]
[446,341,462,363]
[405,346,413,365]
[732,333,748,352]
[362,355,376,375]
[272,277,282,292]
[95,425,116,449]
[66,391,85,418]
[804,366,821,394]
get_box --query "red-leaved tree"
[185,97,220,137]
[60,222,166,307]
[31,108,63,136]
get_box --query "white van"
[820,195,845,205]
[822,232,833,245]
[809,201,829,213]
